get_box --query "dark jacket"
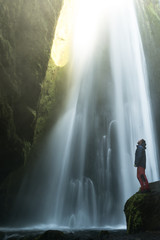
[135,144,146,169]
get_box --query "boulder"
[124,181,160,233]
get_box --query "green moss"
[124,193,152,233]
[33,58,68,143]
[147,4,160,21]
[22,141,32,166]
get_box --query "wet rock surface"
[0,229,160,240]
[124,181,160,234]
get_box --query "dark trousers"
[137,166,149,191]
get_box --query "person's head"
[137,139,146,148]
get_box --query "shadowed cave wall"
[0,0,63,182]
[0,0,63,224]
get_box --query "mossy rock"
[0,0,63,184]
[124,192,160,233]
[33,58,68,143]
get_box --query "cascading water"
[13,0,159,229]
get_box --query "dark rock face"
[0,0,63,225]
[0,0,62,183]
[124,181,160,233]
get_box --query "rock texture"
[124,181,160,233]
[0,0,63,225]
[1,229,160,240]
[0,0,62,183]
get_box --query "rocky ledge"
[124,181,160,233]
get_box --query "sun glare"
[72,0,101,53]
[51,0,133,67]
[51,0,74,67]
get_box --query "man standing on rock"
[134,139,150,193]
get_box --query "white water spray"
[108,0,159,200]
[13,0,159,229]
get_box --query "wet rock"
[0,232,5,240]
[99,230,109,240]
[124,181,160,233]
[39,230,65,240]
[73,230,99,240]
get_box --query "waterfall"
[13,0,159,229]
[108,0,159,199]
